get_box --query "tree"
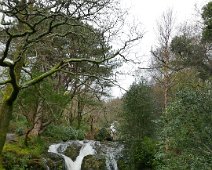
[151,10,175,108]
[101,97,123,125]
[20,21,116,136]
[122,81,154,138]
[170,31,212,79]
[14,77,70,145]
[121,80,156,169]
[169,2,212,80]
[0,0,142,157]
[202,1,212,43]
[156,84,212,169]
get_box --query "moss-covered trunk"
[0,77,21,167]
[0,100,13,155]
[0,50,24,158]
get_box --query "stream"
[48,140,123,170]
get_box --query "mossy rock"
[45,153,64,170]
[6,134,17,143]
[81,155,106,170]
[25,158,47,170]
[64,143,81,161]
[94,128,112,141]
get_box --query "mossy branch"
[20,61,64,89]
[0,80,11,86]
[20,57,105,89]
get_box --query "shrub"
[155,87,212,169]
[125,137,157,170]
[43,125,85,141]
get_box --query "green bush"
[125,137,157,170]
[43,125,85,141]
[155,86,212,169]
[3,151,47,170]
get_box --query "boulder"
[6,133,17,143]
[81,155,106,170]
[45,153,64,170]
[94,128,112,141]
[64,142,81,161]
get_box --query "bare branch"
[0,79,11,85]
[0,32,13,67]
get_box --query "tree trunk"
[0,101,13,155]
[24,109,43,146]
[0,53,24,156]
[24,116,43,146]
[77,99,84,129]
[28,114,42,137]
[164,81,168,109]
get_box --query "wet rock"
[45,153,64,170]
[64,142,81,161]
[81,155,106,170]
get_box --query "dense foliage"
[121,81,156,169]
[202,1,212,42]
[156,85,212,170]
[122,81,155,138]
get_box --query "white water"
[104,143,124,170]
[48,141,95,170]
[48,140,123,170]
[106,148,118,170]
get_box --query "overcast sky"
[111,0,211,98]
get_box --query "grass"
[2,136,47,170]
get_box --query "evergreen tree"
[121,80,156,169]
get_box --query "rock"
[94,128,112,141]
[6,133,17,143]
[26,158,47,170]
[45,153,64,170]
[81,155,106,170]
[64,142,81,161]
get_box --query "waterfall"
[42,158,50,170]
[48,140,123,170]
[105,147,119,170]
[48,141,95,170]
[103,143,124,170]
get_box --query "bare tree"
[151,9,175,108]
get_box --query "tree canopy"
[0,0,141,157]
